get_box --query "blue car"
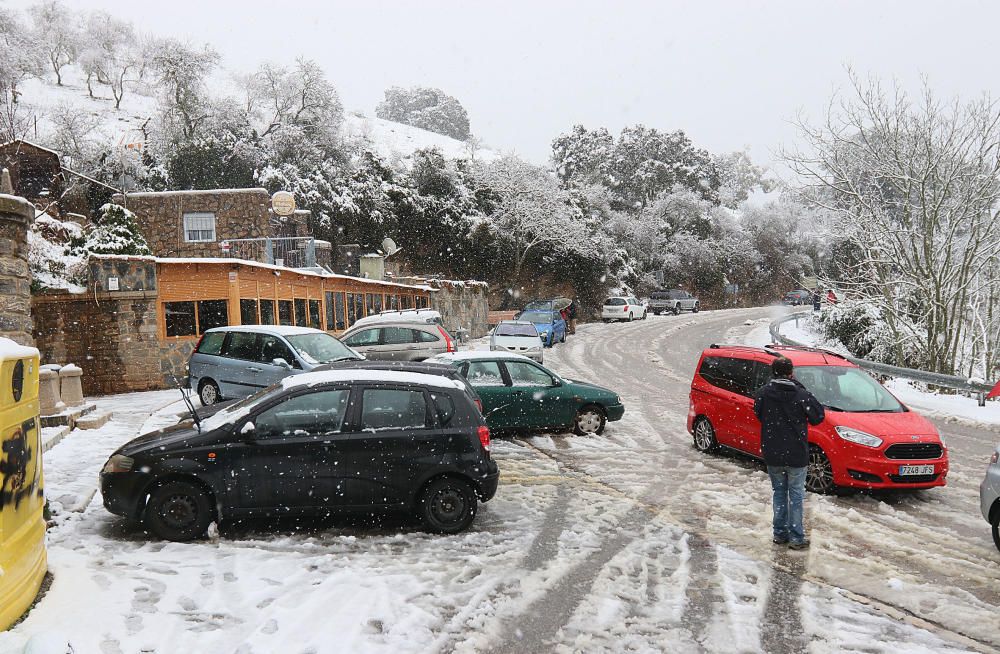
[516,310,566,347]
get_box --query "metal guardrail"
[220,237,317,268]
[769,311,994,406]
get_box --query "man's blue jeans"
[767,466,807,543]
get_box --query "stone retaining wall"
[0,190,35,346]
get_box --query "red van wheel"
[692,418,718,452]
[806,445,836,494]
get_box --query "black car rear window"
[605,298,626,306]
[197,332,226,355]
[699,355,756,397]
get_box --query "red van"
[687,344,948,493]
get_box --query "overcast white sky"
[12,0,1000,172]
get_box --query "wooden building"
[33,255,433,396]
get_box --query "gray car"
[188,325,361,405]
[490,320,544,363]
[341,321,454,361]
[648,289,700,315]
[980,444,1000,552]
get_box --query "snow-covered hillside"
[14,66,496,168]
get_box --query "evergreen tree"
[70,203,151,256]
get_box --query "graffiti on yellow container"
[0,341,46,631]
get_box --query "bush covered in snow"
[69,203,151,258]
[816,300,922,368]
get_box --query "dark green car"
[429,352,625,435]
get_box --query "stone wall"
[422,280,490,339]
[113,189,271,258]
[33,293,162,396]
[88,257,156,293]
[0,187,35,346]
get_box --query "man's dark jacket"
[753,377,825,468]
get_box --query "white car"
[490,320,544,363]
[601,296,646,322]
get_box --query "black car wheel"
[991,513,1000,553]
[199,379,221,406]
[419,477,477,534]
[692,303,700,313]
[673,305,681,315]
[144,480,214,541]
[654,310,661,316]
[574,405,607,435]
[806,445,836,494]
[692,417,718,452]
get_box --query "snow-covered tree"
[551,124,720,209]
[471,154,588,287]
[715,149,773,209]
[28,0,79,86]
[376,86,471,140]
[785,73,1000,376]
[70,203,151,257]
[0,7,45,103]
[150,38,220,140]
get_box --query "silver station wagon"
[187,325,361,405]
[340,321,456,361]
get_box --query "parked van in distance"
[188,326,361,405]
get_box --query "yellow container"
[0,339,46,631]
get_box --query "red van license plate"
[898,465,934,475]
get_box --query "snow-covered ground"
[3,310,996,653]
[767,310,1000,427]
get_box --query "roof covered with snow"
[204,325,327,337]
[282,368,465,391]
[429,351,538,363]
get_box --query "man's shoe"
[788,540,810,550]
[772,537,788,545]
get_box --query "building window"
[278,300,293,326]
[197,300,228,333]
[183,212,216,242]
[165,301,196,336]
[416,295,429,309]
[400,294,412,310]
[309,300,321,328]
[294,298,308,326]
[347,293,358,325]
[240,299,259,325]
[164,299,227,336]
[388,294,399,310]
[334,292,346,330]
[260,299,276,325]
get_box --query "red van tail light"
[194,334,206,351]
[623,305,629,312]
[438,326,455,352]
[477,425,491,452]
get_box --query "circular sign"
[271,191,296,216]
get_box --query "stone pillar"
[39,368,65,415]
[0,173,35,347]
[59,364,84,407]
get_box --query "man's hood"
[760,378,801,399]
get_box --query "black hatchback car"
[101,369,499,541]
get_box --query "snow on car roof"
[205,325,327,337]
[431,351,537,362]
[496,320,536,325]
[282,368,465,390]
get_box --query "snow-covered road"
[3,309,998,653]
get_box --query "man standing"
[753,356,825,549]
[567,299,578,335]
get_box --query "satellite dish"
[381,237,400,256]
